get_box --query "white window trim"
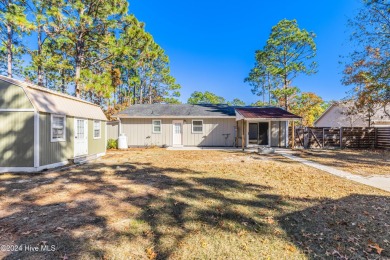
[51,114,66,142]
[93,120,101,139]
[192,120,204,134]
[152,120,162,134]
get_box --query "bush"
[107,139,118,149]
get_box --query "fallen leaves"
[146,247,157,260]
[367,240,383,255]
[285,245,296,252]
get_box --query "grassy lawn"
[0,148,389,259]
[292,149,390,176]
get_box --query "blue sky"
[130,0,363,104]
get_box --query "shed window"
[93,120,101,139]
[192,120,203,133]
[51,114,66,142]
[153,120,162,133]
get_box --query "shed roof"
[115,104,237,118]
[235,107,301,119]
[0,76,107,121]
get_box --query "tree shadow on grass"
[279,194,390,259]
[296,149,390,170]
[2,151,387,259]
[0,200,106,259]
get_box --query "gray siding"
[39,113,74,166]
[107,121,119,140]
[0,112,34,167]
[0,80,33,109]
[88,119,106,155]
[121,118,236,147]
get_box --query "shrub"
[107,139,118,149]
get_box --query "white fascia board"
[242,118,300,122]
[235,112,245,121]
[0,109,35,112]
[118,116,237,119]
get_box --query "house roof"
[235,107,301,119]
[115,104,301,120]
[115,104,237,118]
[0,76,107,121]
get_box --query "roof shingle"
[235,107,301,119]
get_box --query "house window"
[93,120,101,139]
[192,120,203,133]
[153,120,162,133]
[51,114,66,142]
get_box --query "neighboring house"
[314,102,390,128]
[0,76,107,173]
[113,104,301,148]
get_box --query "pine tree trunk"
[149,85,152,104]
[266,73,270,105]
[284,75,288,111]
[133,85,136,105]
[61,69,66,93]
[75,36,84,98]
[139,83,143,104]
[6,23,13,78]
[37,27,43,86]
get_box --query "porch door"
[249,123,259,144]
[74,119,88,156]
[258,122,269,145]
[172,120,183,146]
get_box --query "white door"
[172,121,183,147]
[74,119,88,156]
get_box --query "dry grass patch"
[293,149,390,176]
[0,148,389,259]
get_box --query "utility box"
[118,133,128,149]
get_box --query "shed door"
[172,121,183,146]
[74,119,88,156]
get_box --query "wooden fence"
[289,127,390,149]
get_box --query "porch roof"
[235,107,301,120]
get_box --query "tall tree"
[187,91,226,104]
[0,0,32,77]
[289,92,328,126]
[245,50,279,105]
[25,0,51,86]
[46,0,128,97]
[249,19,317,110]
[343,0,390,117]
[227,98,245,106]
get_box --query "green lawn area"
[0,148,389,259]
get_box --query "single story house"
[113,104,301,148]
[315,102,390,128]
[0,76,107,173]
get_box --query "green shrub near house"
[107,139,118,149]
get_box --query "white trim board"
[236,118,301,122]
[0,161,69,173]
[0,109,35,112]
[34,112,40,167]
[0,152,106,173]
[116,116,237,119]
